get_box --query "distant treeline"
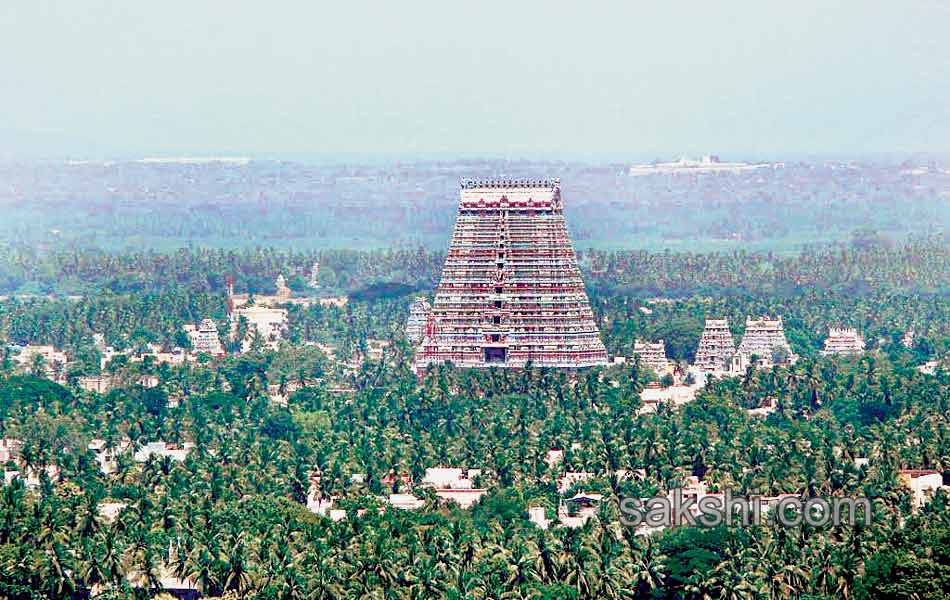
[0,234,946,298]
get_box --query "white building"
[628,156,778,176]
[746,397,778,418]
[231,306,288,351]
[133,441,194,463]
[558,493,603,528]
[0,439,22,464]
[421,467,488,508]
[78,375,113,394]
[527,506,550,529]
[899,469,946,509]
[12,345,69,382]
[386,494,425,510]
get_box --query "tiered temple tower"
[821,327,865,356]
[188,318,225,356]
[633,339,669,374]
[405,297,431,344]
[414,179,608,371]
[694,318,736,372]
[737,316,797,364]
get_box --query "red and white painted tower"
[415,178,608,371]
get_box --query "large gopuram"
[414,179,608,371]
[737,316,797,364]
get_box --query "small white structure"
[12,345,69,382]
[307,494,336,517]
[318,296,349,308]
[22,465,60,488]
[421,467,488,508]
[917,360,942,376]
[88,438,132,474]
[558,493,603,528]
[97,501,127,523]
[78,375,113,394]
[0,439,23,464]
[328,509,347,522]
[386,494,425,510]
[133,441,193,463]
[528,506,550,529]
[422,467,474,489]
[544,449,564,468]
[746,397,778,418]
[899,470,946,509]
[639,381,703,414]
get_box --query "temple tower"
[694,318,736,372]
[415,178,608,371]
[633,339,670,375]
[821,327,865,356]
[737,316,797,365]
[405,297,431,344]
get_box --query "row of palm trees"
[1,338,947,598]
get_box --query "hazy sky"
[1,1,948,160]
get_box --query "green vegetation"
[0,237,947,598]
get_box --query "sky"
[1,1,948,161]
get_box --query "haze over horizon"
[2,1,948,161]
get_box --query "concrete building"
[746,396,778,418]
[899,469,946,509]
[133,441,194,463]
[558,493,603,528]
[386,494,425,510]
[638,381,703,413]
[0,439,22,464]
[12,345,69,383]
[78,375,113,394]
[527,506,551,529]
[231,306,288,352]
